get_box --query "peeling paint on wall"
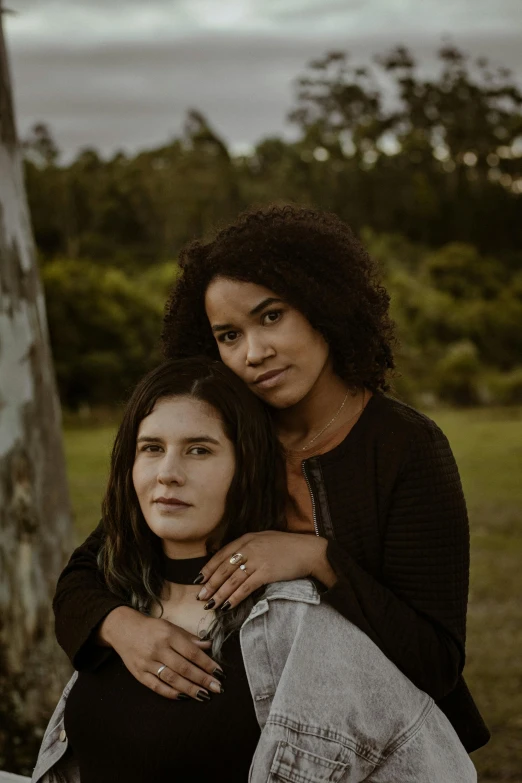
[0,146,33,274]
[0,307,35,458]
[0,16,73,772]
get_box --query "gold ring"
[229,552,245,566]
[239,564,247,573]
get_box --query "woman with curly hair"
[53,205,489,756]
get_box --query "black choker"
[161,552,212,585]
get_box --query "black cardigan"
[53,392,489,752]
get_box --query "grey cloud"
[287,0,522,38]
[10,0,367,14]
[9,29,522,160]
[12,0,182,9]
[259,0,366,20]
[10,0,522,30]
[265,0,397,24]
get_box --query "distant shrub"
[481,367,522,406]
[42,259,166,407]
[432,340,482,406]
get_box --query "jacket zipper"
[302,460,320,537]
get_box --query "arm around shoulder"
[53,521,128,668]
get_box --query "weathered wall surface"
[0,10,72,775]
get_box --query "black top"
[54,393,489,752]
[64,554,260,782]
[160,552,210,585]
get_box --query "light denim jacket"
[32,579,476,782]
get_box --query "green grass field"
[63,406,522,782]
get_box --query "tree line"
[24,44,522,409]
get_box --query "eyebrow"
[211,297,284,333]
[136,435,221,445]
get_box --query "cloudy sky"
[4,0,522,160]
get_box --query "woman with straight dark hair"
[33,357,476,782]
[52,204,489,755]
[98,356,287,657]
[35,358,284,781]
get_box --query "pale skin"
[104,396,236,701]
[101,278,365,697]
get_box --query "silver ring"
[239,564,247,572]
[156,664,167,678]
[230,552,245,566]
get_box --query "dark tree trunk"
[0,8,73,775]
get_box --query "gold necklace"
[297,389,366,452]
[298,391,351,451]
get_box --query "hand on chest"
[159,598,215,638]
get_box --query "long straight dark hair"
[99,357,287,658]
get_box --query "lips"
[253,368,288,388]
[154,497,191,507]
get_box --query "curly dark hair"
[163,204,397,392]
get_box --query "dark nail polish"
[196,689,211,702]
[213,668,227,682]
[193,573,205,585]
[221,601,232,612]
[204,599,215,610]
[177,693,191,701]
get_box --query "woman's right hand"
[98,605,225,700]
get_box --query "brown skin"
[195,278,361,608]
[98,279,360,696]
[204,279,362,447]
[195,531,334,608]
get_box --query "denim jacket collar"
[261,578,321,604]
[242,579,320,628]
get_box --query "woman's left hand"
[195,531,334,610]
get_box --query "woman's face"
[132,395,235,557]
[205,278,331,409]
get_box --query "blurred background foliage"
[20,42,522,781]
[24,43,522,410]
